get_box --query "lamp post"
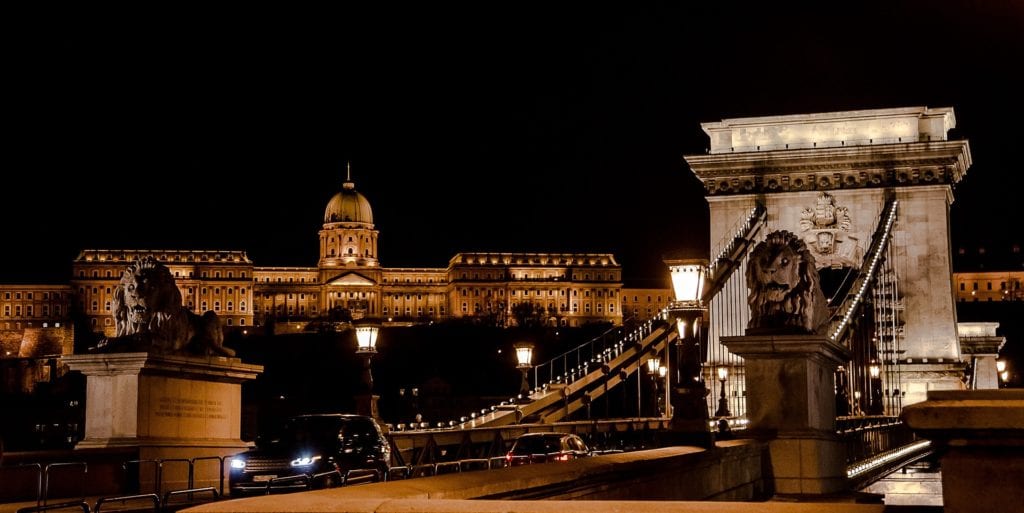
[664,258,711,444]
[997,360,1008,388]
[354,321,380,419]
[869,363,883,415]
[714,366,731,417]
[514,342,534,403]
[646,357,662,417]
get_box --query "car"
[505,432,590,466]
[228,414,390,495]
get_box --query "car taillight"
[554,454,570,462]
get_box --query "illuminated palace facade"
[3,177,634,335]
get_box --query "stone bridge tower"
[685,107,973,407]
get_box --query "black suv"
[228,414,390,495]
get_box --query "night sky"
[4,3,1022,287]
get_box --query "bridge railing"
[838,415,930,487]
[531,318,664,392]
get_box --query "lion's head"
[746,230,829,334]
[113,256,184,338]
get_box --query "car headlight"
[290,455,322,467]
[229,458,246,470]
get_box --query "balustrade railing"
[531,317,664,392]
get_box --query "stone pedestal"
[902,390,1024,513]
[62,352,263,492]
[722,334,851,496]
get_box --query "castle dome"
[323,179,374,226]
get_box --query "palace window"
[240,301,246,312]
[214,301,221,311]
[227,301,233,311]
[461,302,468,313]
[227,318,233,326]
[105,301,111,312]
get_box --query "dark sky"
[4,3,1022,286]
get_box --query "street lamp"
[354,321,380,419]
[514,342,534,403]
[646,358,662,417]
[664,258,711,441]
[715,366,731,417]
[869,363,883,415]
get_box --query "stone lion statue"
[92,256,236,357]
[745,230,829,334]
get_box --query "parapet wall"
[189,441,772,512]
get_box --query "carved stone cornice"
[684,140,971,196]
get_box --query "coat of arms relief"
[798,192,863,269]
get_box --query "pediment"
[327,272,377,287]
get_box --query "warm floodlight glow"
[996,360,1006,373]
[869,364,880,379]
[515,343,534,369]
[668,263,707,303]
[355,325,379,353]
[717,367,728,381]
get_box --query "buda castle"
[2,174,674,340]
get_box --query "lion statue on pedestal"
[91,256,236,357]
[745,230,829,334]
